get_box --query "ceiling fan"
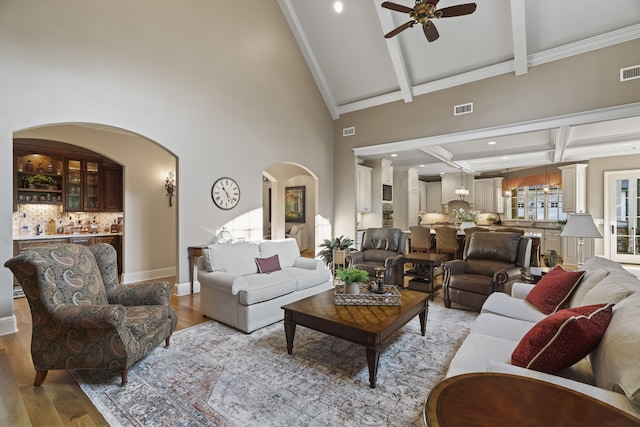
[382,1,477,42]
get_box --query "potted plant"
[453,208,480,230]
[336,267,370,295]
[317,235,355,267]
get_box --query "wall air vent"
[454,102,473,116]
[342,126,356,137]
[620,65,640,82]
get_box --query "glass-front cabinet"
[15,154,64,206]
[65,159,101,212]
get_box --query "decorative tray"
[334,284,401,306]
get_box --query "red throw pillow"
[511,303,614,373]
[255,254,281,274]
[526,266,585,314]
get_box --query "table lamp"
[560,213,602,267]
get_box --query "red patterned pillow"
[526,266,585,314]
[255,254,281,274]
[512,303,613,373]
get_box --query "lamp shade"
[561,213,602,238]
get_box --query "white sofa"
[197,238,331,333]
[445,256,640,419]
[286,223,308,251]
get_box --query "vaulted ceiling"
[278,0,640,176]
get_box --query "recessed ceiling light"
[439,172,445,175]
[419,164,425,168]
[333,1,343,13]
[501,156,508,159]
[391,154,398,157]
[488,141,497,145]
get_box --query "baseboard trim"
[174,281,200,296]
[121,267,176,285]
[0,314,18,336]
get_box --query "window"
[510,185,567,221]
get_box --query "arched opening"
[263,162,319,256]
[12,123,178,284]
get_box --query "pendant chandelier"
[454,169,469,200]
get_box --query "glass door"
[66,159,83,211]
[605,170,640,263]
[85,161,100,211]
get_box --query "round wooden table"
[424,373,639,427]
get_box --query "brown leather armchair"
[443,232,531,311]
[346,228,406,285]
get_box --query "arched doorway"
[12,123,178,284]
[263,162,319,255]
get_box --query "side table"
[188,245,208,294]
[402,253,446,301]
[424,372,639,426]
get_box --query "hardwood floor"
[0,277,206,426]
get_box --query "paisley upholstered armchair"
[4,243,177,387]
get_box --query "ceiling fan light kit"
[382,1,477,42]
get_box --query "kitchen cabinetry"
[356,165,372,213]
[103,164,124,212]
[559,164,587,213]
[474,177,504,213]
[381,159,393,185]
[14,139,123,213]
[426,181,442,212]
[419,181,428,212]
[441,172,474,206]
[544,229,561,254]
[14,154,64,209]
[66,159,100,212]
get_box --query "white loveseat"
[445,256,640,419]
[197,238,331,333]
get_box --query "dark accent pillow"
[255,254,281,274]
[526,265,585,314]
[511,303,613,373]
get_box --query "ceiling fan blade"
[423,21,439,42]
[437,3,477,18]
[384,20,414,38]
[381,2,414,14]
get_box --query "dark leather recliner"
[443,232,531,311]
[346,228,406,286]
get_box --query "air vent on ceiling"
[454,102,473,116]
[620,65,640,82]
[342,126,355,137]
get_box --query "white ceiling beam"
[510,0,528,76]
[375,0,413,103]
[277,0,339,119]
[552,126,571,163]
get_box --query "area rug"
[71,295,477,426]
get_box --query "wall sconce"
[165,172,176,207]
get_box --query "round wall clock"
[211,177,240,210]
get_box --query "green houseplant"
[336,267,370,295]
[317,235,355,267]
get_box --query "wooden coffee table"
[282,288,428,388]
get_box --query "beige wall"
[333,39,640,239]
[0,0,333,334]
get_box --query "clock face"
[211,177,240,210]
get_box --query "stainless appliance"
[382,204,394,227]
[382,184,393,202]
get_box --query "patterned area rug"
[71,295,477,426]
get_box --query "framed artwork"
[285,186,305,223]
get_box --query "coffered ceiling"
[278,0,640,176]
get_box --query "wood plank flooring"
[0,277,206,427]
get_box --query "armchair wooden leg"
[119,369,129,386]
[34,369,48,387]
